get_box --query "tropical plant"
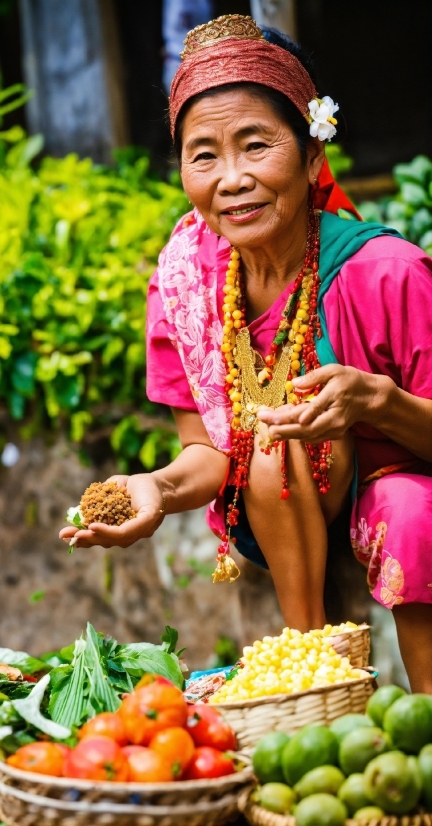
[0,105,188,469]
[359,155,432,254]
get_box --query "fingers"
[59,527,78,539]
[293,364,342,390]
[268,408,346,443]
[105,474,130,487]
[88,512,161,547]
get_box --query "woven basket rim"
[329,623,370,637]
[0,779,248,816]
[0,758,252,794]
[214,669,375,709]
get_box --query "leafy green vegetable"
[47,622,184,728]
[0,679,36,701]
[12,675,71,739]
[160,626,178,654]
[48,639,87,728]
[0,647,49,675]
[84,624,120,715]
[112,646,184,688]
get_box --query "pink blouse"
[146,215,432,483]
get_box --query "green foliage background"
[0,117,189,470]
[359,155,432,254]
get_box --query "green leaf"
[418,229,432,252]
[0,679,35,701]
[114,646,184,689]
[400,181,427,208]
[394,155,432,187]
[12,674,71,739]
[160,626,179,655]
[409,207,432,241]
[11,352,37,396]
[385,200,410,221]
[358,201,382,223]
[6,134,44,168]
[29,590,45,604]
[48,639,87,728]
[84,623,121,714]
[0,647,49,675]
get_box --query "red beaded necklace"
[213,206,332,583]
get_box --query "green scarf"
[316,212,402,366]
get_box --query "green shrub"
[0,125,188,469]
[359,155,432,254]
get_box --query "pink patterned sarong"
[147,212,432,609]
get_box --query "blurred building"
[0,0,430,175]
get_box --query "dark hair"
[174,27,316,164]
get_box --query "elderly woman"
[61,16,432,692]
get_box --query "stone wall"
[0,431,407,682]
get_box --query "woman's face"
[180,88,324,250]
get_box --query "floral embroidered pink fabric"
[147,209,231,451]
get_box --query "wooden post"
[19,0,128,162]
[250,0,297,39]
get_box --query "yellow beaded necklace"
[213,207,332,584]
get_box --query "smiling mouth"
[223,204,267,215]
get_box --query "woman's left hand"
[257,364,389,443]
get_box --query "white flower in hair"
[308,96,339,141]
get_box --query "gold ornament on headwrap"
[180,14,265,58]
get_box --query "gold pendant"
[235,328,291,433]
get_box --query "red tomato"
[7,742,65,777]
[78,712,128,745]
[183,747,235,780]
[149,727,195,777]
[55,744,72,759]
[122,745,145,757]
[135,673,174,690]
[126,747,174,782]
[118,683,188,746]
[186,704,237,751]
[64,736,129,782]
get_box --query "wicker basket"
[239,789,432,826]
[0,760,253,826]
[216,671,376,752]
[329,625,371,668]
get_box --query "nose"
[217,154,255,195]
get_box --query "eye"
[193,151,216,162]
[246,141,268,151]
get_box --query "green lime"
[330,714,374,744]
[364,751,422,815]
[282,725,339,786]
[339,727,391,775]
[295,793,348,826]
[252,732,291,784]
[366,685,406,728]
[383,694,432,754]
[353,805,385,820]
[418,743,432,809]
[256,782,296,814]
[295,765,346,799]
[338,773,372,816]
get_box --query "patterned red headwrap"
[169,24,360,219]
[169,38,316,139]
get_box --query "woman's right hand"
[59,474,166,549]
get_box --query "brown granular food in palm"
[80,482,136,526]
